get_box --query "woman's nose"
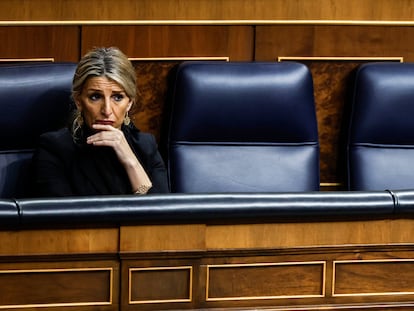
[101,98,112,116]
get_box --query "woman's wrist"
[133,183,152,195]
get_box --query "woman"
[32,47,169,196]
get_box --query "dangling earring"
[74,112,84,127]
[72,112,84,144]
[124,113,131,126]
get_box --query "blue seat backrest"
[168,61,320,193]
[348,62,414,191]
[0,62,77,198]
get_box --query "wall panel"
[80,25,254,60]
[333,260,414,297]
[0,268,113,308]
[0,0,412,22]
[119,221,414,310]
[0,26,79,62]
[0,260,119,311]
[206,262,325,300]
[255,25,414,60]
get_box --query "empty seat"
[0,62,76,198]
[348,62,414,191]
[168,61,319,193]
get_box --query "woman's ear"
[74,95,82,111]
[127,100,133,112]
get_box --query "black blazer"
[31,125,169,197]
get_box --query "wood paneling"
[255,25,414,61]
[80,25,253,61]
[207,262,325,300]
[0,228,118,255]
[333,260,414,296]
[0,268,112,307]
[129,266,192,303]
[306,60,360,187]
[120,224,205,252]
[205,219,414,250]
[119,237,414,310]
[2,2,414,309]
[0,223,414,309]
[0,260,119,310]
[0,0,412,22]
[0,26,79,62]
[121,258,200,310]
[119,220,414,255]
[130,60,179,142]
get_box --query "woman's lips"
[95,120,114,125]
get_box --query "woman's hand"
[86,124,152,193]
[86,124,136,166]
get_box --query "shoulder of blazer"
[123,125,157,152]
[38,128,75,155]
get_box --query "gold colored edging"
[1,56,227,63]
[216,302,414,310]
[130,57,229,61]
[0,58,55,62]
[128,266,193,304]
[206,261,326,301]
[0,267,113,309]
[332,259,414,297]
[320,182,342,187]
[278,56,404,62]
[2,19,414,26]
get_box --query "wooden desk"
[1,218,414,310]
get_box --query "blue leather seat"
[348,62,414,191]
[168,61,320,193]
[0,62,76,198]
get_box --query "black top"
[31,124,169,197]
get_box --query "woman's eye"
[89,93,101,101]
[113,94,124,101]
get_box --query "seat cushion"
[168,61,319,193]
[0,62,77,198]
[348,62,414,190]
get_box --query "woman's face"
[75,76,132,130]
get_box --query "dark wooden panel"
[305,60,358,188]
[207,262,325,301]
[130,266,192,303]
[0,26,79,62]
[121,250,414,310]
[129,60,179,146]
[2,228,414,309]
[81,25,254,61]
[255,25,414,61]
[334,260,414,296]
[121,258,200,310]
[0,268,113,308]
[0,228,119,255]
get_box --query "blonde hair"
[72,46,137,102]
[71,47,137,141]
